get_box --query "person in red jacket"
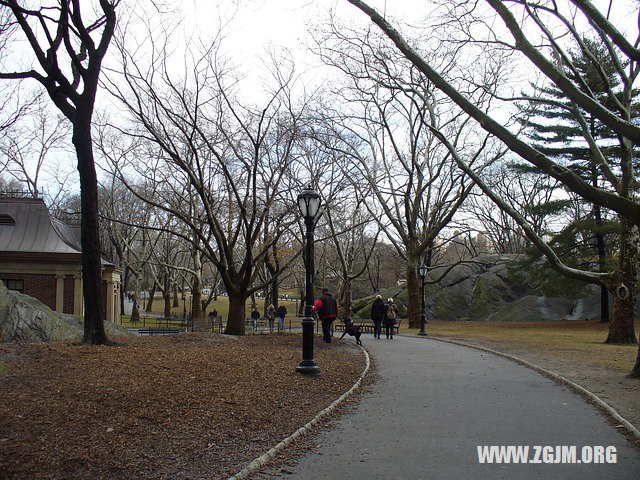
[314,288,338,343]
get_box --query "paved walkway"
[267,335,640,479]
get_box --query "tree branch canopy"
[345,0,640,227]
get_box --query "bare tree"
[311,23,507,327]
[345,0,640,376]
[105,37,308,335]
[0,0,118,344]
[466,161,561,254]
[0,96,71,198]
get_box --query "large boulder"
[352,254,607,322]
[0,281,129,342]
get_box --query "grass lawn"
[403,320,639,375]
[131,294,301,320]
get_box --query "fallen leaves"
[0,333,365,479]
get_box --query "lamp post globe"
[418,263,428,336]
[296,184,321,375]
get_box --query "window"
[2,279,24,292]
[0,214,15,225]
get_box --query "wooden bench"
[135,328,184,335]
[334,318,401,335]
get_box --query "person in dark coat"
[276,304,287,332]
[314,288,338,343]
[370,294,385,339]
[383,298,398,339]
[251,307,260,331]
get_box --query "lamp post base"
[296,359,321,375]
[418,313,427,336]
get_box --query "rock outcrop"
[0,282,129,342]
[352,254,607,322]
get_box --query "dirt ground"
[0,333,367,480]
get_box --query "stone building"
[0,195,120,322]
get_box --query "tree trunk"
[225,290,246,335]
[606,218,638,344]
[599,285,610,323]
[121,265,128,317]
[406,260,420,328]
[593,197,609,322]
[163,292,171,318]
[629,345,640,378]
[145,282,157,312]
[192,275,203,323]
[73,115,108,345]
[131,298,140,323]
[342,280,352,318]
[263,286,270,316]
[173,282,179,307]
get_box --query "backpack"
[386,305,397,321]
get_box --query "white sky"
[3,0,639,200]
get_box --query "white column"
[55,274,64,313]
[73,275,83,316]
[106,280,115,323]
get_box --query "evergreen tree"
[517,38,638,337]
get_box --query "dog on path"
[339,317,362,346]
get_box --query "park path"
[265,335,640,480]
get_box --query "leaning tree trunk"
[406,260,420,329]
[145,282,157,312]
[225,290,246,335]
[73,115,108,345]
[606,218,638,344]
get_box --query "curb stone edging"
[425,335,640,444]
[226,344,371,480]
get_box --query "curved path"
[267,335,640,479]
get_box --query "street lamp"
[296,184,322,375]
[418,263,428,336]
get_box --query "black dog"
[340,317,362,346]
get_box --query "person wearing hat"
[383,297,398,339]
[314,288,339,343]
[370,294,385,339]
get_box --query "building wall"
[1,262,121,321]
[0,272,57,310]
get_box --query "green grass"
[135,294,301,320]
[0,360,8,376]
[403,320,639,375]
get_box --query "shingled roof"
[0,197,82,255]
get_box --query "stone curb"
[226,343,371,480]
[424,335,640,444]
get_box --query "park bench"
[134,328,184,335]
[334,318,401,335]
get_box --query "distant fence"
[120,314,327,335]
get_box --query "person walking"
[266,303,276,333]
[314,288,338,343]
[370,294,385,339]
[251,307,260,331]
[276,304,287,332]
[383,298,398,339]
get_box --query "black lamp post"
[296,184,322,376]
[418,263,428,336]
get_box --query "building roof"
[0,197,82,254]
